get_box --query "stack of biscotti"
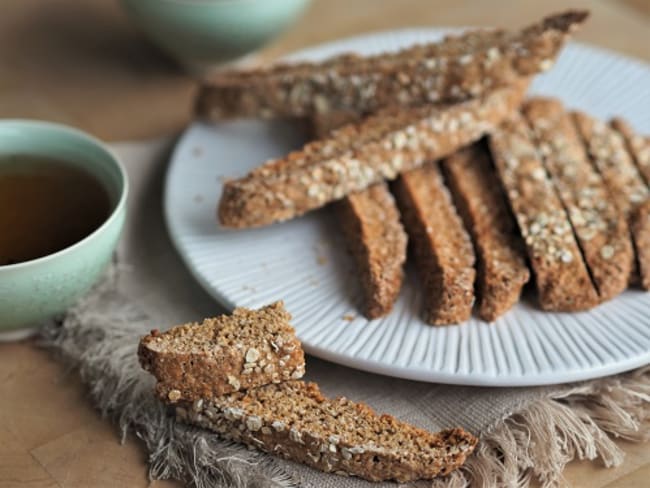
[139,302,478,482]
[199,10,589,323]
[311,113,529,323]
[196,9,650,324]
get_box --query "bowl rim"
[0,119,129,271]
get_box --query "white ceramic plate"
[164,29,650,386]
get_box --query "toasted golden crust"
[393,162,475,325]
[523,99,633,301]
[198,10,587,119]
[176,381,477,482]
[489,113,599,311]
[338,184,408,318]
[138,302,305,403]
[442,143,530,321]
[611,117,650,186]
[218,83,528,228]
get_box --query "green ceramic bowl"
[0,121,127,340]
[121,0,311,73]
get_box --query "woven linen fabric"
[43,138,649,488]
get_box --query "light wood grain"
[605,463,650,488]
[32,425,154,488]
[0,424,58,488]
[0,343,180,488]
[0,1,648,487]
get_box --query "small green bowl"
[121,0,311,74]
[0,121,127,340]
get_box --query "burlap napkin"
[42,139,650,488]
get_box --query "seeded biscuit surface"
[176,380,478,482]
[523,99,633,301]
[219,83,527,228]
[198,11,587,119]
[138,302,305,402]
[489,113,599,311]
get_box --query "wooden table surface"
[1,1,649,487]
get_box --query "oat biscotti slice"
[572,112,650,287]
[219,83,527,228]
[610,117,650,186]
[523,99,633,301]
[441,143,530,321]
[176,381,477,482]
[138,302,305,403]
[338,184,408,318]
[393,162,476,325]
[632,200,650,290]
[488,114,599,311]
[198,10,587,119]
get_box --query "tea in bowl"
[0,121,127,339]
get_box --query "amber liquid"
[0,156,112,266]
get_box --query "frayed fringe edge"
[433,366,650,488]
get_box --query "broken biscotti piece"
[175,380,477,482]
[218,83,527,228]
[393,162,476,325]
[489,113,599,311]
[197,10,587,119]
[138,302,305,403]
[572,112,650,287]
[441,143,530,321]
[523,98,633,301]
[610,117,650,186]
[338,184,408,318]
